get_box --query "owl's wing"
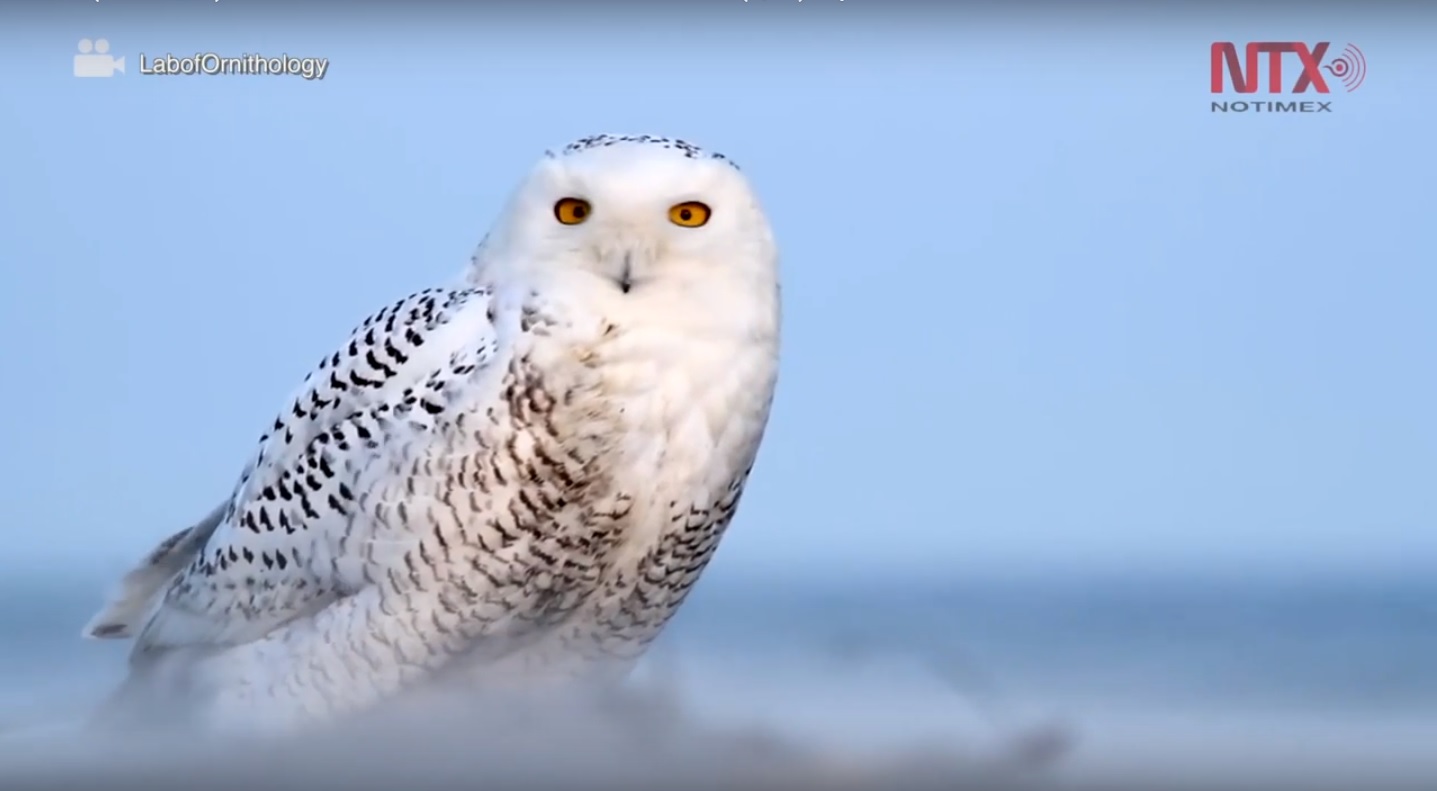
[90,281,631,730]
[85,285,503,651]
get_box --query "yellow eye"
[553,197,592,225]
[668,201,711,228]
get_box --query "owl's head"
[473,135,779,308]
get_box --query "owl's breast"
[589,317,775,544]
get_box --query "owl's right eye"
[553,198,592,225]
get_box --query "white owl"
[83,134,782,735]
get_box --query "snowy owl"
[82,134,781,735]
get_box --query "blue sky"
[0,4,1431,582]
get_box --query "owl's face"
[483,136,778,299]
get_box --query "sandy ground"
[3,682,1434,791]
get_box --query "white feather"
[87,134,781,735]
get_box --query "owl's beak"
[598,241,647,293]
[617,251,634,294]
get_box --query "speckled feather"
[552,133,740,170]
[85,133,781,734]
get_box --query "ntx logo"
[1209,41,1367,115]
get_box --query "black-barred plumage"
[85,133,781,734]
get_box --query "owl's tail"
[81,501,228,639]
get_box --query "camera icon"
[74,38,125,78]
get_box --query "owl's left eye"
[668,201,711,228]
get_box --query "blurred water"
[1,570,1433,787]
